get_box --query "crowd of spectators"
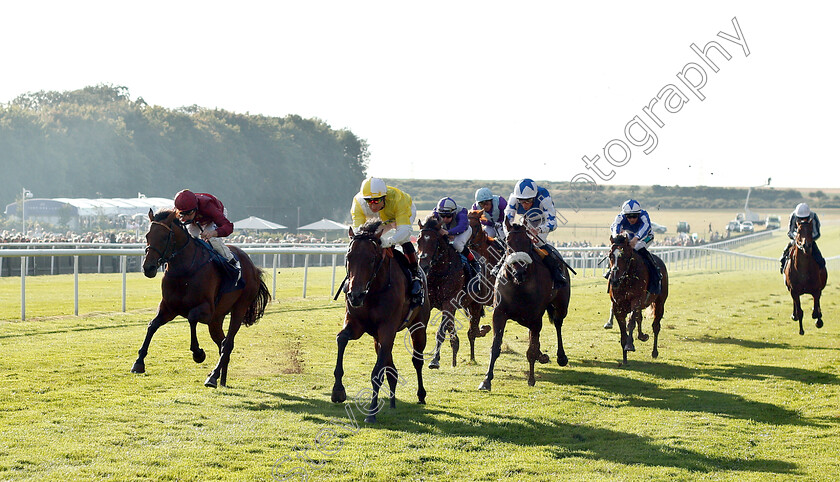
[0,227,347,245]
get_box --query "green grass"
[1,267,839,481]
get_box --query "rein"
[146,220,190,268]
[347,237,390,302]
[420,228,461,277]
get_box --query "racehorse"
[417,215,491,369]
[331,221,431,423]
[132,209,270,387]
[467,209,506,276]
[784,218,827,335]
[607,234,668,365]
[479,219,570,390]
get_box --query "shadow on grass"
[540,366,830,428]
[250,389,799,476]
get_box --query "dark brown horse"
[417,215,491,369]
[784,218,827,335]
[467,209,506,275]
[331,221,431,423]
[607,234,668,365]
[132,209,270,387]
[479,220,570,390]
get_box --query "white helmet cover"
[514,179,538,199]
[436,197,457,214]
[621,199,642,214]
[794,202,811,218]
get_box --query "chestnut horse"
[784,218,827,335]
[479,220,570,390]
[417,215,491,368]
[132,209,270,387]
[607,234,668,365]
[331,221,431,423]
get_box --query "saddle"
[195,238,245,295]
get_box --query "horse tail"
[244,267,271,326]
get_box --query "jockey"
[174,189,240,281]
[351,177,423,306]
[780,202,825,273]
[502,178,567,286]
[610,199,661,295]
[471,187,508,238]
[434,197,481,279]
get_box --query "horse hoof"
[204,376,218,388]
[478,325,491,337]
[652,350,659,359]
[538,353,550,364]
[791,314,797,321]
[624,344,636,352]
[428,361,440,370]
[192,349,206,364]
[130,362,145,374]
[603,321,613,329]
[528,377,536,387]
[799,330,805,336]
[816,319,824,329]
[557,354,568,367]
[478,379,491,391]
[364,415,377,423]
[331,386,347,403]
[638,333,649,342]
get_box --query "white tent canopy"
[232,216,287,230]
[298,218,349,231]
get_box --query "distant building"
[4,197,173,230]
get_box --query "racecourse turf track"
[1,265,839,481]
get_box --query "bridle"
[345,236,388,303]
[608,243,638,287]
[145,219,189,268]
[418,227,460,276]
[795,219,813,254]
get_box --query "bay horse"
[417,215,491,369]
[784,218,827,335]
[331,221,431,423]
[131,209,270,388]
[479,219,570,390]
[607,234,668,365]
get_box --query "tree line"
[0,85,368,228]
[397,179,836,211]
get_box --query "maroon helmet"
[174,189,198,211]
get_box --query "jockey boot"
[228,257,241,283]
[638,248,661,295]
[813,242,826,269]
[403,248,424,307]
[780,244,790,274]
[461,247,481,280]
[540,244,567,287]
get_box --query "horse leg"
[604,306,614,329]
[206,314,242,388]
[428,314,449,370]
[791,293,804,335]
[202,315,225,388]
[613,308,630,366]
[131,305,175,374]
[812,292,824,329]
[366,330,396,423]
[548,303,568,367]
[651,301,663,359]
[526,319,547,387]
[449,318,460,368]
[383,353,398,410]
[625,310,639,354]
[409,321,428,404]
[478,310,508,391]
[331,323,357,403]
[189,321,206,364]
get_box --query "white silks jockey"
[610,199,661,294]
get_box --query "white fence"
[2,230,836,321]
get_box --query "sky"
[2,1,838,190]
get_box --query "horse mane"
[508,223,527,233]
[468,209,484,219]
[354,220,384,241]
[612,234,628,245]
[153,209,177,222]
[421,214,442,230]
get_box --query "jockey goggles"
[364,196,385,205]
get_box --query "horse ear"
[148,208,154,222]
[609,235,616,244]
[348,227,355,238]
[417,219,423,229]
[504,216,512,232]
